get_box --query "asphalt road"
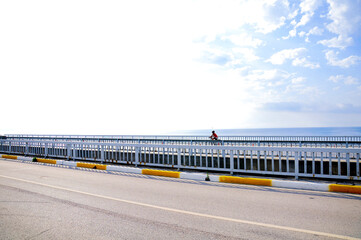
[1,159,360,240]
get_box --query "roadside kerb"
[220,176,272,186]
[37,158,57,164]
[76,162,107,170]
[142,169,180,178]
[1,154,360,194]
[1,154,18,160]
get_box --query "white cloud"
[286,77,321,97]
[288,9,299,20]
[344,78,358,85]
[298,31,306,37]
[292,57,320,69]
[299,0,323,14]
[222,33,263,48]
[244,69,291,82]
[328,75,342,83]
[296,0,323,27]
[189,0,292,41]
[267,48,306,65]
[200,49,232,66]
[198,45,260,68]
[325,50,361,68]
[233,48,260,62]
[319,0,361,49]
[300,86,322,96]
[318,35,353,49]
[326,0,361,36]
[304,26,323,42]
[283,0,323,40]
[238,68,292,100]
[260,100,361,114]
[291,77,306,84]
[329,75,359,85]
[308,26,323,36]
[296,13,313,27]
[267,48,319,68]
[289,29,297,37]
[248,0,290,34]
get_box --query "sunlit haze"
[1,0,361,135]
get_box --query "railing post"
[66,144,71,160]
[337,152,341,176]
[295,151,299,180]
[230,149,234,175]
[346,152,350,178]
[25,142,29,156]
[73,144,77,159]
[357,153,360,178]
[177,148,181,170]
[45,143,48,157]
[135,146,139,167]
[101,145,105,163]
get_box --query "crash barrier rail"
[4,134,361,148]
[1,139,360,180]
[6,134,361,141]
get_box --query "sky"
[1,0,361,135]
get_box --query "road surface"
[1,158,360,239]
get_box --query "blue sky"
[1,0,361,135]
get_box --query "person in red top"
[209,130,218,140]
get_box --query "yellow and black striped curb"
[142,169,180,178]
[1,154,360,194]
[220,176,272,186]
[37,158,57,164]
[76,162,107,170]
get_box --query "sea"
[176,127,361,136]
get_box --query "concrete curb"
[1,154,360,194]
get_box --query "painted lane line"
[0,174,359,240]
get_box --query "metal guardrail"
[1,139,360,181]
[4,134,361,148]
[5,134,361,141]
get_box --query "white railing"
[4,134,361,149]
[5,134,361,142]
[1,139,360,181]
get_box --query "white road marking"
[1,174,359,240]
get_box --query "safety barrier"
[1,153,361,194]
[5,134,361,142]
[1,139,360,181]
[4,134,361,149]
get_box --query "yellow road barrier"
[220,176,272,186]
[1,155,18,160]
[142,169,180,178]
[37,158,57,164]
[76,162,107,170]
[329,184,361,194]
